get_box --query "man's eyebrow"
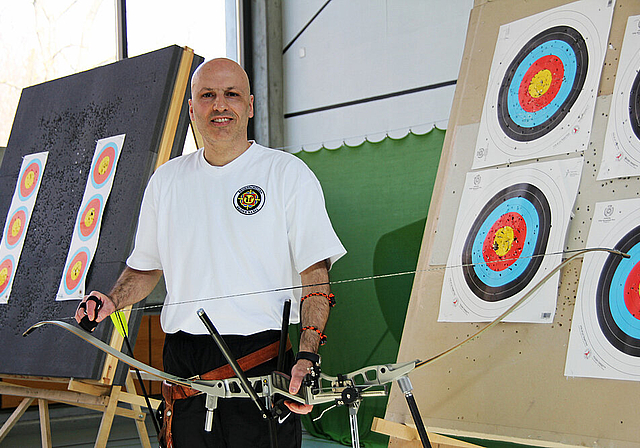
[198,86,242,92]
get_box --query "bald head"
[190,58,251,98]
[188,57,255,163]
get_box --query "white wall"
[282,0,474,152]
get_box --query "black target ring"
[628,69,640,141]
[462,183,552,302]
[497,25,588,142]
[596,225,640,357]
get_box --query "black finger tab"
[78,296,103,333]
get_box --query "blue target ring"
[597,225,640,356]
[470,197,540,287]
[462,183,551,302]
[507,40,577,128]
[497,26,588,142]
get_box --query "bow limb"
[416,247,628,368]
[24,320,193,388]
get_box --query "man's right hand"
[74,291,117,330]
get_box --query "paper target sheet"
[439,157,583,323]
[598,14,640,181]
[473,0,614,169]
[565,198,640,381]
[57,134,125,300]
[0,152,49,304]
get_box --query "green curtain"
[292,128,445,447]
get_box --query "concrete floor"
[0,403,343,448]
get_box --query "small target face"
[78,195,103,241]
[497,26,588,142]
[596,226,640,357]
[18,160,43,201]
[0,256,15,296]
[462,183,551,302]
[91,143,117,188]
[5,207,28,249]
[64,248,90,295]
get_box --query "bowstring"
[54,247,604,321]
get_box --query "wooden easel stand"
[0,372,160,448]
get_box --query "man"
[75,58,345,447]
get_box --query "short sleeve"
[126,176,163,271]
[286,166,346,273]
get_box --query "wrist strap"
[295,351,320,365]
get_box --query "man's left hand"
[284,359,314,414]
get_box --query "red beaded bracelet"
[301,325,327,345]
[301,292,336,307]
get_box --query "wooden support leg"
[125,372,152,448]
[38,399,52,448]
[0,397,35,443]
[94,385,121,448]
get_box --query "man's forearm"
[108,266,162,310]
[299,260,331,354]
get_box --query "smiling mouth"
[211,117,232,124]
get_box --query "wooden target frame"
[383,1,640,448]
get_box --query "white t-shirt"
[127,142,346,335]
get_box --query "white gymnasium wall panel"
[282,0,474,151]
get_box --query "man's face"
[189,60,254,146]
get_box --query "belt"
[159,338,291,448]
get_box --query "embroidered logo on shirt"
[234,185,265,215]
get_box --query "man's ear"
[188,98,195,121]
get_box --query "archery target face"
[63,247,90,296]
[18,159,43,201]
[91,142,118,189]
[0,255,14,297]
[598,15,640,181]
[439,157,583,322]
[57,135,124,301]
[497,26,587,142]
[597,228,640,357]
[4,207,28,250]
[474,0,613,169]
[78,195,103,241]
[461,183,551,302]
[566,199,640,381]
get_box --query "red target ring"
[6,208,27,248]
[19,161,41,200]
[64,249,89,294]
[624,261,640,320]
[78,196,102,240]
[482,212,527,271]
[519,54,564,113]
[92,144,116,188]
[0,257,14,295]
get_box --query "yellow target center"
[84,208,95,227]
[528,69,553,98]
[11,218,22,237]
[71,261,83,280]
[98,156,110,175]
[493,226,515,257]
[0,267,7,285]
[24,171,35,189]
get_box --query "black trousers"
[163,330,302,448]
